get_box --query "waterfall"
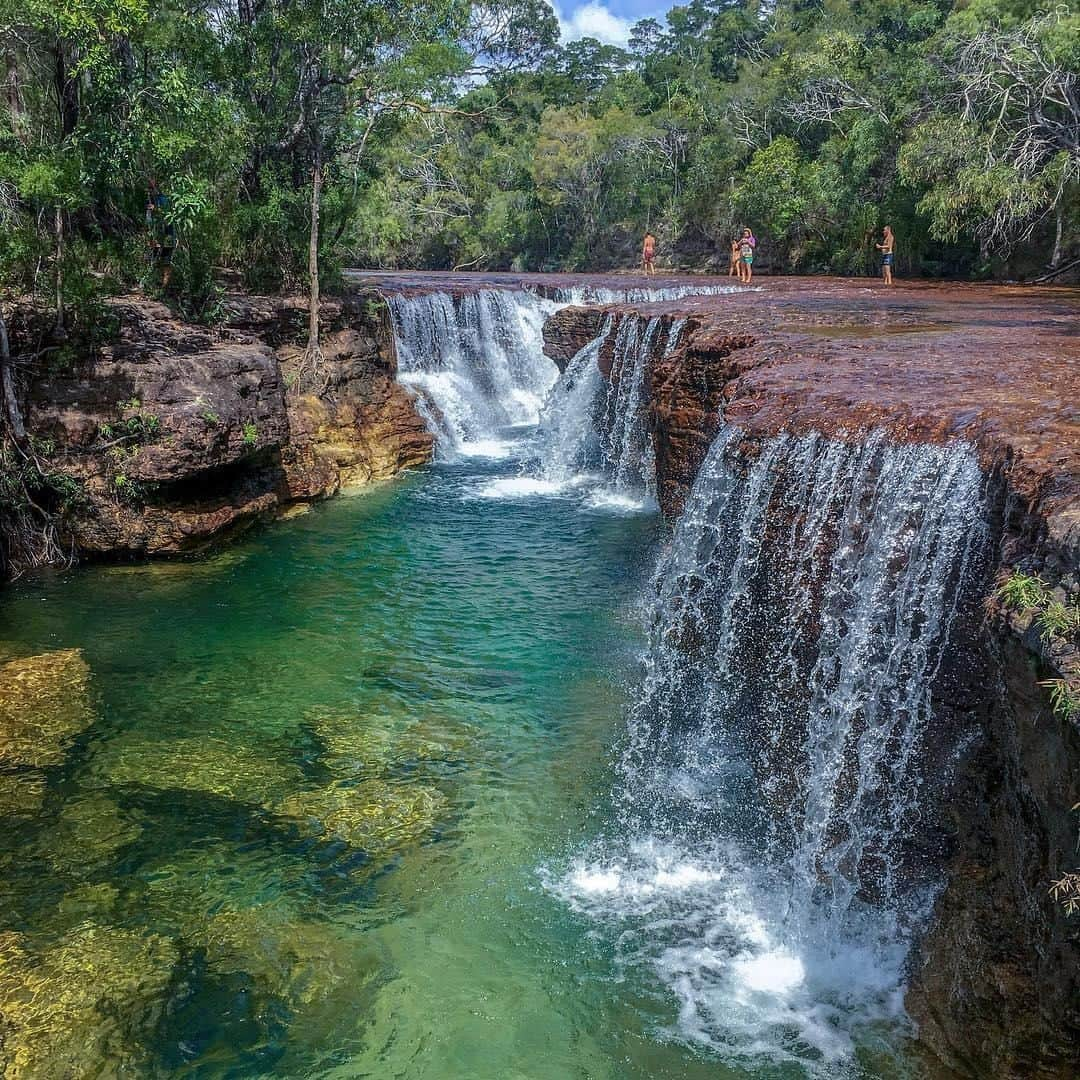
[387,289,560,455]
[552,426,989,1070]
[550,283,740,305]
[383,283,736,460]
[538,315,686,503]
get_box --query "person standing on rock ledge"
[876,225,895,286]
[146,178,175,290]
[642,231,657,275]
[738,228,756,283]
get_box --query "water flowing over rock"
[548,283,739,306]
[381,279,737,461]
[538,315,687,502]
[386,289,560,454]
[558,425,991,1071]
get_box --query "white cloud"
[558,3,634,47]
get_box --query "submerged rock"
[274,779,448,856]
[193,904,381,1009]
[309,711,473,780]
[0,925,178,1077]
[0,649,94,769]
[0,771,47,819]
[89,734,303,806]
[44,793,144,877]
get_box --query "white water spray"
[537,315,688,504]
[387,289,560,456]
[554,426,989,1071]
[383,283,735,461]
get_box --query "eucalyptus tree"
[901,7,1079,268]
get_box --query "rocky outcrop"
[10,292,432,565]
[541,274,1080,1080]
[906,631,1080,1079]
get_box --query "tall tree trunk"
[53,41,79,136]
[1051,199,1063,268]
[307,148,322,357]
[53,206,66,340]
[5,51,25,137]
[0,305,26,448]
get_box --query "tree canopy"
[0,0,1076,324]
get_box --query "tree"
[900,9,1079,262]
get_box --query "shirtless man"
[876,225,895,286]
[642,232,656,275]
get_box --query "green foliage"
[998,569,1080,724]
[1,0,1073,304]
[1040,601,1080,641]
[241,422,258,447]
[98,402,160,446]
[0,442,85,519]
[1042,680,1080,724]
[999,570,1053,611]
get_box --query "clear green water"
[0,455,764,1079]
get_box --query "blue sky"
[556,0,666,46]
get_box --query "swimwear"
[742,254,754,264]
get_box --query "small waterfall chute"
[387,289,560,456]
[537,314,688,505]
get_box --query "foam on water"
[550,426,990,1073]
[472,476,568,500]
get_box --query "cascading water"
[537,315,687,505]
[550,283,740,305]
[553,426,989,1071]
[384,282,736,463]
[387,289,560,455]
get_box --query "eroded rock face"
[906,635,1080,1079]
[32,299,288,483]
[278,318,432,498]
[12,292,432,565]
[540,275,1080,1080]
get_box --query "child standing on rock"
[738,228,756,283]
